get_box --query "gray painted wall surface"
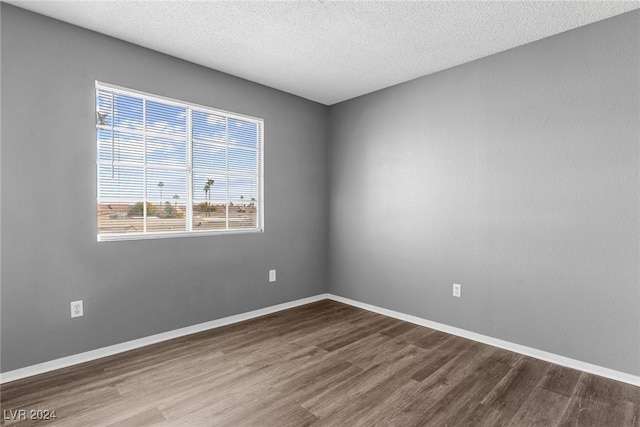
[328,11,640,375]
[1,5,328,372]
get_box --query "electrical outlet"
[269,269,276,282]
[453,284,462,298]
[71,300,83,318]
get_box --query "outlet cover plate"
[71,300,83,318]
[453,284,462,298]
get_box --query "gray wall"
[1,4,328,372]
[328,11,640,376]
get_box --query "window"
[95,82,263,241]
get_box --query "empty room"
[1,1,639,426]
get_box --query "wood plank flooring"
[1,300,638,426]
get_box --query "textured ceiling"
[8,1,640,105]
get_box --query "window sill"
[97,228,264,242]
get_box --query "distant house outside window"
[96,82,264,241]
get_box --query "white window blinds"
[96,82,263,241]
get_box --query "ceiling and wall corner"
[6,1,640,105]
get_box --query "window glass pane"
[192,203,227,231]
[113,94,143,131]
[193,174,226,231]
[146,169,187,233]
[230,201,258,230]
[146,169,187,204]
[98,131,144,165]
[192,174,226,203]
[96,90,112,127]
[228,118,257,148]
[146,101,187,137]
[98,165,144,201]
[228,146,257,174]
[97,165,145,235]
[97,128,112,161]
[98,205,144,236]
[147,136,187,168]
[193,140,226,172]
[228,176,257,202]
[192,110,226,143]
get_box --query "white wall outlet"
[453,284,462,298]
[269,269,276,282]
[71,300,83,318]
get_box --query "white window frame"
[96,81,264,242]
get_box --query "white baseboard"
[0,294,328,384]
[3,292,638,388]
[327,294,640,387]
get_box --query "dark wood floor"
[1,300,638,426]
